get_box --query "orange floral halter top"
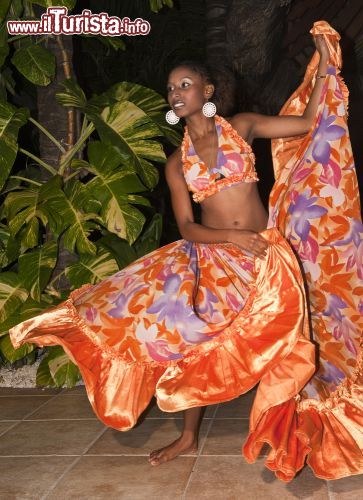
[181,114,258,203]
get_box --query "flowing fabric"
[243,21,363,481]
[10,229,314,431]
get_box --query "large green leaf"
[12,45,55,86]
[0,100,29,191]
[45,180,101,255]
[49,351,79,387]
[0,0,11,24]
[97,232,137,270]
[0,334,34,363]
[5,188,44,234]
[89,81,167,115]
[96,36,125,52]
[0,26,9,69]
[0,272,28,323]
[56,79,87,109]
[149,0,173,13]
[97,214,163,271]
[0,296,55,335]
[86,141,148,243]
[30,1,76,10]
[134,213,163,257]
[89,81,181,146]
[36,345,80,388]
[3,176,57,250]
[91,101,165,189]
[18,241,58,301]
[0,223,20,268]
[66,248,118,288]
[0,223,10,268]
[8,0,23,19]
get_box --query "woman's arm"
[165,151,268,257]
[230,35,329,141]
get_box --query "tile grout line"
[0,420,21,438]
[326,479,334,500]
[0,391,65,440]
[24,418,97,421]
[181,405,218,499]
[19,390,67,421]
[41,425,108,500]
[0,454,81,457]
[40,456,82,500]
[0,393,61,397]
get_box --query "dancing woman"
[147,36,330,466]
[9,22,362,481]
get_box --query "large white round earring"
[165,109,180,125]
[202,101,216,117]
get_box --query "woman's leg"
[148,406,203,465]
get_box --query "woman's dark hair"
[167,60,237,118]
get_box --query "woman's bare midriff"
[200,182,268,233]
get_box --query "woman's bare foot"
[148,434,198,466]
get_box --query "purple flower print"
[323,294,357,355]
[311,108,345,165]
[333,218,363,249]
[108,282,146,318]
[331,219,363,278]
[147,273,210,344]
[288,191,328,241]
[135,321,182,362]
[319,360,345,385]
[323,294,347,321]
[193,287,220,321]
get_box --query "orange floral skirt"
[10,228,314,437]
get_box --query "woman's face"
[166,66,213,118]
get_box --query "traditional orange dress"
[9,21,362,483]
[243,22,363,481]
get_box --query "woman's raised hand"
[229,229,268,258]
[314,34,329,63]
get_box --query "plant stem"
[8,35,29,43]
[59,123,94,175]
[48,270,66,288]
[19,148,58,176]
[9,176,42,186]
[64,170,80,183]
[29,117,66,153]
[79,115,88,136]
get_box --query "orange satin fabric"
[10,229,314,433]
[244,21,363,481]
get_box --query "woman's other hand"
[229,229,268,258]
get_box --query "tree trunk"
[36,32,79,289]
[36,35,78,173]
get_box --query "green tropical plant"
[0,0,180,387]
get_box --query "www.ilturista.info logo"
[7,7,151,36]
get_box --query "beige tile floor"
[0,386,362,499]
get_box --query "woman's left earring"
[202,101,216,117]
[165,110,180,125]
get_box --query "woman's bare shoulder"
[166,146,183,176]
[226,113,256,143]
